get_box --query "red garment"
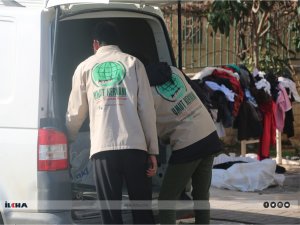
[212,69,244,117]
[221,66,235,73]
[258,100,276,160]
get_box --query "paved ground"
[73,162,299,224]
[176,163,300,224]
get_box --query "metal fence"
[163,5,300,74]
[164,14,240,73]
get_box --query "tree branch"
[252,0,260,13]
[259,21,271,37]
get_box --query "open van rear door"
[46,0,173,8]
[46,0,183,68]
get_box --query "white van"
[0,0,175,224]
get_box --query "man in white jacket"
[66,22,158,224]
[144,62,222,224]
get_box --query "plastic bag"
[70,132,95,186]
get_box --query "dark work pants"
[158,155,214,224]
[92,149,154,224]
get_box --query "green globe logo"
[155,73,187,102]
[92,61,126,87]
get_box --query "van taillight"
[38,128,68,171]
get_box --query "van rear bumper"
[3,211,75,224]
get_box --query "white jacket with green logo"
[66,45,159,157]
[152,66,217,151]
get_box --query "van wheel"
[0,212,4,224]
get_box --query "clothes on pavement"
[211,154,285,192]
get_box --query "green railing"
[164,14,240,73]
[163,9,300,74]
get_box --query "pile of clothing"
[211,153,285,192]
[192,65,300,160]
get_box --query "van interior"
[54,17,168,221]
[55,18,160,126]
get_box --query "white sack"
[212,155,285,192]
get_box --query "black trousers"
[92,149,155,224]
